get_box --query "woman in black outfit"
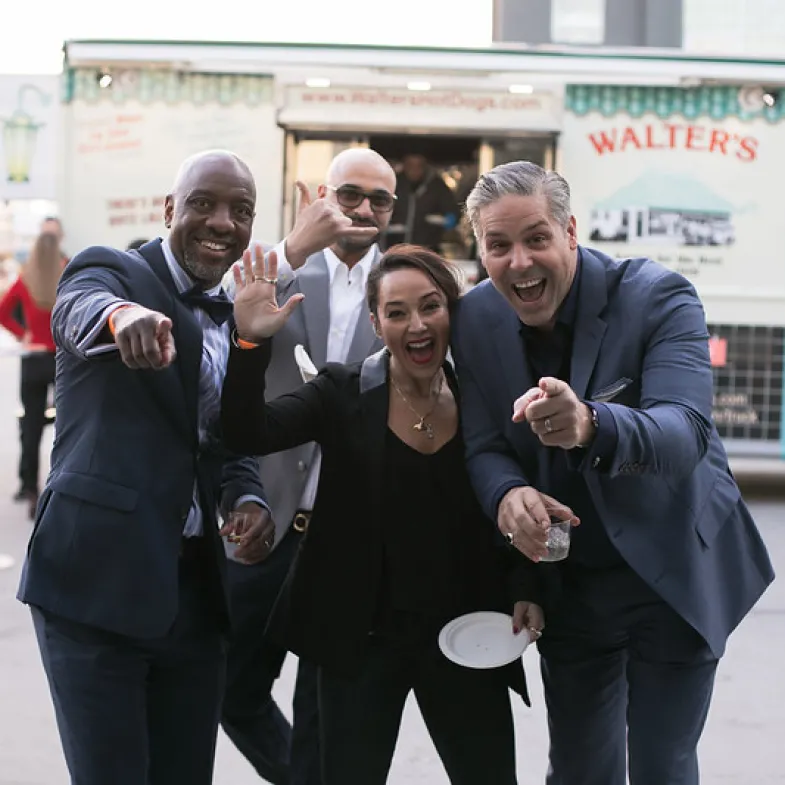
[222,244,560,785]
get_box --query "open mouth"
[513,277,546,304]
[406,337,436,365]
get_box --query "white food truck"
[57,39,785,463]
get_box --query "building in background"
[494,0,785,56]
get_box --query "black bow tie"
[180,285,233,326]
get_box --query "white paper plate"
[294,344,318,382]
[438,611,531,669]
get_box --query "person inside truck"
[386,153,459,253]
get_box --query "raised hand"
[518,377,596,450]
[232,245,304,342]
[284,180,379,268]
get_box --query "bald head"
[171,149,256,201]
[326,148,396,192]
[164,149,256,288]
[314,148,398,257]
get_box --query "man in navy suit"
[451,160,774,785]
[17,150,274,785]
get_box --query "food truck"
[57,39,785,462]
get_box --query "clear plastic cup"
[541,519,572,562]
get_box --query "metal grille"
[708,323,784,442]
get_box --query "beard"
[182,246,233,288]
[337,216,379,253]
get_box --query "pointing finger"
[512,387,544,423]
[155,316,173,338]
[539,377,567,397]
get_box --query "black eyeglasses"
[327,185,397,213]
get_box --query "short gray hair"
[465,161,572,238]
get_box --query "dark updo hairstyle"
[366,243,462,318]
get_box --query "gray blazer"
[251,248,383,545]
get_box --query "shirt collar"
[161,237,223,297]
[323,245,377,288]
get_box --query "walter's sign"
[560,85,785,295]
[586,122,758,162]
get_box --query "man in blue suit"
[451,160,774,785]
[17,150,275,785]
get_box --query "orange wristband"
[231,329,260,350]
[107,305,133,337]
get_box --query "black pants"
[222,525,321,785]
[31,541,226,785]
[318,632,518,785]
[538,564,718,785]
[19,351,55,494]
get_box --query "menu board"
[708,323,784,444]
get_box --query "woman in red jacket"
[0,232,63,517]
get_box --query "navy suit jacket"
[451,246,774,657]
[17,240,265,638]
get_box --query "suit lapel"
[297,252,330,369]
[570,249,609,399]
[136,240,202,438]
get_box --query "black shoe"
[28,493,39,520]
[13,487,30,502]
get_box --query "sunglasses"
[327,185,397,213]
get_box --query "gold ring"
[253,275,278,284]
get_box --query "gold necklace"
[390,372,444,439]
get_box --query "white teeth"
[513,278,543,290]
[408,340,432,349]
[201,240,229,251]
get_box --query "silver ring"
[264,538,274,549]
[544,417,553,433]
[253,275,278,285]
[505,531,515,545]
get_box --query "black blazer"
[18,240,265,638]
[222,342,535,697]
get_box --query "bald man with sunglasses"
[221,149,396,785]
